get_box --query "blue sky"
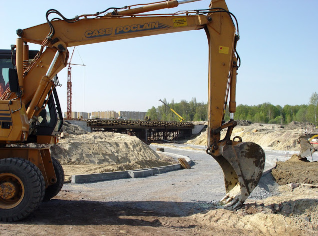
[1,0,317,113]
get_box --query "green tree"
[194,103,207,121]
[295,106,308,122]
[309,92,318,124]
[306,104,316,123]
[282,105,293,124]
[146,106,158,120]
[147,94,318,124]
[189,97,197,121]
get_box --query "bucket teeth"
[212,142,265,208]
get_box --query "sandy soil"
[194,184,318,235]
[187,121,318,235]
[2,121,318,235]
[272,154,318,185]
[192,158,318,236]
[51,130,177,182]
[187,121,315,151]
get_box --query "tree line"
[146,92,318,125]
[147,98,207,122]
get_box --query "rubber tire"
[0,158,45,222]
[43,157,64,202]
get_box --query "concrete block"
[72,171,129,184]
[162,164,181,172]
[128,169,154,178]
[152,167,165,175]
[173,164,181,170]
[70,154,192,183]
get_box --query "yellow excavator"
[159,99,185,122]
[0,0,265,221]
[298,134,318,160]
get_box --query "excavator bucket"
[299,137,316,159]
[213,142,265,209]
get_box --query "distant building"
[64,110,147,120]
[91,111,119,119]
[77,112,90,120]
[64,112,90,120]
[118,111,147,120]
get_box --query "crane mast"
[66,47,85,120]
[66,47,75,120]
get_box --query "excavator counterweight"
[0,0,265,221]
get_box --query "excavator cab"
[0,49,38,97]
[31,89,63,137]
[0,49,63,141]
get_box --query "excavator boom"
[0,0,265,221]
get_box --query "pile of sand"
[187,122,310,151]
[51,132,163,165]
[50,130,176,181]
[193,184,318,235]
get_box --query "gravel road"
[61,144,310,216]
[62,145,225,216]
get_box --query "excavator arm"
[0,0,265,221]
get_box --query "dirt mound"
[51,132,164,165]
[187,122,309,151]
[272,156,318,185]
[50,131,175,181]
[193,185,318,235]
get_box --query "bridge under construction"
[86,119,194,143]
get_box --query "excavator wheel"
[0,158,45,222]
[43,157,64,202]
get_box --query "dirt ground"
[188,121,318,235]
[2,121,318,235]
[272,154,318,185]
[194,185,318,235]
[2,182,317,235]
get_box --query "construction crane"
[159,99,184,122]
[66,47,85,120]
